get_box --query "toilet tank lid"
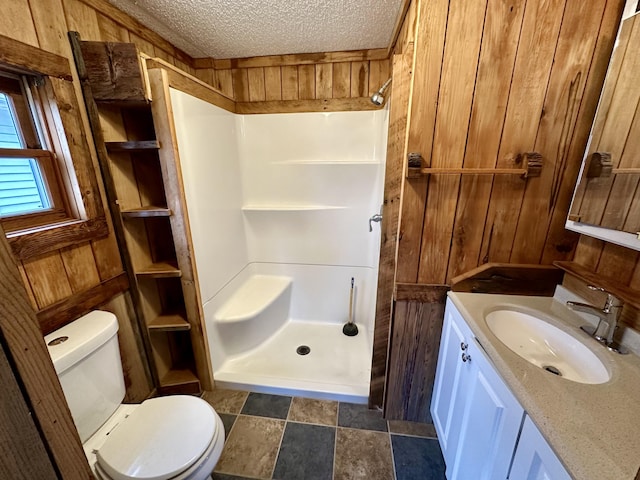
[45,310,119,375]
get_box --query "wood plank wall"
[194,55,391,103]
[395,0,626,289]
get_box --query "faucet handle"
[587,285,608,293]
[588,285,623,308]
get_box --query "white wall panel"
[170,89,248,303]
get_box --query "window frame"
[0,74,74,230]
[0,34,108,260]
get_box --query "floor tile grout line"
[269,412,289,479]
[332,424,339,480]
[389,429,398,480]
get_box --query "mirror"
[567,7,640,251]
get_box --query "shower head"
[370,77,392,106]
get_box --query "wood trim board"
[0,34,73,80]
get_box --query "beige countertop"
[448,291,640,480]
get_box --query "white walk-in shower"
[170,89,388,403]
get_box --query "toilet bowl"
[45,311,225,480]
[87,396,225,480]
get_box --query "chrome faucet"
[566,285,626,354]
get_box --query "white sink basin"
[485,309,610,384]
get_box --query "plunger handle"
[348,277,354,324]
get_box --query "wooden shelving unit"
[70,35,212,395]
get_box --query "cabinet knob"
[460,342,468,351]
[462,352,471,363]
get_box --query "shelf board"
[273,160,380,165]
[158,369,201,395]
[105,140,159,152]
[148,314,190,331]
[554,261,640,310]
[242,205,346,211]
[121,206,172,218]
[135,261,181,278]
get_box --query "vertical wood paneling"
[368,59,390,97]
[396,0,448,283]
[233,68,250,102]
[62,0,101,41]
[350,61,369,97]
[395,0,625,293]
[480,0,567,264]
[101,292,153,402]
[447,0,526,279]
[281,65,299,100]
[596,243,639,283]
[315,63,333,99]
[511,1,614,264]
[194,68,214,86]
[60,242,100,292]
[18,264,38,308]
[152,48,175,65]
[28,0,71,57]
[129,31,156,56]
[385,297,445,421]
[264,66,282,101]
[91,232,124,280]
[332,62,351,98]
[418,0,488,284]
[247,67,266,101]
[0,0,39,46]
[23,252,73,308]
[298,65,316,99]
[97,12,130,42]
[214,69,235,98]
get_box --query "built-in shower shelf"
[148,314,191,331]
[273,160,380,165]
[242,205,346,211]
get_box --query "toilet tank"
[45,310,126,443]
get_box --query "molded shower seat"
[215,275,292,322]
[214,275,293,356]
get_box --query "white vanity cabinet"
[510,416,571,480]
[432,298,571,480]
[432,298,525,479]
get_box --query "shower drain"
[543,365,562,376]
[296,345,310,356]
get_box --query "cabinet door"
[510,416,571,480]
[431,299,472,467]
[450,336,524,480]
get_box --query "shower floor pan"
[214,320,371,404]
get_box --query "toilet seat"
[95,396,220,480]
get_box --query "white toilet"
[45,310,225,480]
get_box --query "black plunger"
[343,277,358,336]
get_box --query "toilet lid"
[96,396,217,480]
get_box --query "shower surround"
[170,89,388,402]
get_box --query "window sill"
[7,216,109,260]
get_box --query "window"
[0,74,73,233]
[0,34,108,260]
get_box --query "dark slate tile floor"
[205,389,446,480]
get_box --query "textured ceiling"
[108,0,404,59]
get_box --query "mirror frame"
[565,1,640,251]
